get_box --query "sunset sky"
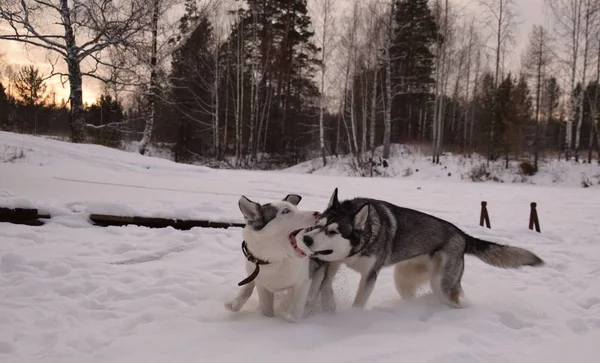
[0,0,545,107]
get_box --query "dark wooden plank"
[89,213,245,230]
[0,207,46,226]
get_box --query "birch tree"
[383,0,393,160]
[312,0,336,166]
[432,0,449,164]
[549,0,584,160]
[138,0,160,155]
[574,0,599,161]
[590,35,600,163]
[0,0,149,143]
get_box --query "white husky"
[224,194,321,322]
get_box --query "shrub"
[519,161,537,176]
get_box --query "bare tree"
[312,0,337,166]
[479,0,519,163]
[383,0,393,160]
[138,0,160,155]
[574,0,599,161]
[549,0,585,160]
[432,0,451,164]
[590,35,600,163]
[523,25,553,169]
[0,0,149,142]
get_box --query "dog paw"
[321,297,337,314]
[260,307,274,317]
[224,299,242,312]
[281,312,299,323]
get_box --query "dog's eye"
[327,230,338,236]
[282,209,290,214]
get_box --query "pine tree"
[13,65,47,107]
[169,14,216,162]
[391,0,439,142]
[229,0,320,155]
[86,94,125,147]
[391,0,439,93]
[543,77,561,152]
[473,72,497,156]
[496,74,513,167]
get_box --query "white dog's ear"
[353,203,370,230]
[328,188,340,208]
[238,196,262,224]
[283,194,302,206]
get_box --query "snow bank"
[286,144,600,188]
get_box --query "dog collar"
[237,241,270,286]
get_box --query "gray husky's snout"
[303,235,314,247]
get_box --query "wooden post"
[479,201,491,229]
[529,202,541,233]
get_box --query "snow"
[1,131,600,363]
[286,144,600,188]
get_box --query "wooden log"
[0,207,47,226]
[89,214,245,230]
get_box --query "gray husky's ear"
[238,196,262,224]
[328,188,340,208]
[283,194,302,206]
[353,203,370,230]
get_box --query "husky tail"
[465,235,544,268]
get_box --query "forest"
[1,0,600,171]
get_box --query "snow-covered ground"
[1,131,600,363]
[286,144,600,188]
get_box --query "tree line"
[1,0,600,170]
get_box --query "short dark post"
[480,201,491,229]
[529,202,541,233]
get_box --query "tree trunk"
[534,29,544,170]
[214,45,220,158]
[319,62,327,166]
[575,1,590,162]
[463,21,474,154]
[138,0,159,155]
[590,38,600,163]
[566,0,582,161]
[383,1,393,160]
[59,0,85,143]
[370,69,378,154]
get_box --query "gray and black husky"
[295,188,545,311]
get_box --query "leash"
[237,241,270,286]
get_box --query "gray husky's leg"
[429,250,465,308]
[257,285,275,317]
[282,279,312,323]
[225,281,255,312]
[393,255,430,300]
[305,265,326,316]
[352,270,379,309]
[320,262,341,313]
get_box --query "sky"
[0,0,546,107]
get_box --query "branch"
[0,3,68,57]
[86,120,130,130]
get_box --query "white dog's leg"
[282,279,312,323]
[352,271,379,309]
[225,281,255,312]
[256,285,275,317]
[320,262,341,313]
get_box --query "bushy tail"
[465,235,544,268]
